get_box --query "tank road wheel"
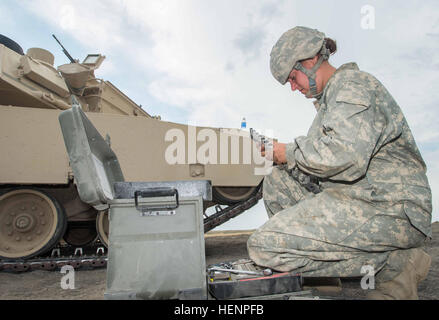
[96,210,109,248]
[0,188,67,259]
[63,221,98,247]
[212,186,260,205]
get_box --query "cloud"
[17,0,305,126]
[0,3,14,29]
[233,26,267,61]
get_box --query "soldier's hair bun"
[325,38,337,55]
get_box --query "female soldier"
[247,26,432,299]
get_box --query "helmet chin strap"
[305,77,322,100]
[294,43,330,100]
[294,56,324,99]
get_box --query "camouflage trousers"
[247,166,427,281]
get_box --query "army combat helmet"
[270,26,331,99]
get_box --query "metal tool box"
[59,103,210,299]
[207,259,303,299]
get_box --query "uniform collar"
[313,62,359,111]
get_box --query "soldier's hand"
[261,141,287,165]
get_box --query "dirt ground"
[0,222,438,300]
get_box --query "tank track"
[203,186,262,232]
[0,243,108,272]
[0,188,262,272]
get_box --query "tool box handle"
[134,188,179,214]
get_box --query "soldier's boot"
[367,248,431,300]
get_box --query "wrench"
[208,267,273,277]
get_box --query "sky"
[1,0,438,230]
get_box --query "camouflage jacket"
[285,63,432,237]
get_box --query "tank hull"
[0,105,263,187]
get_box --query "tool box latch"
[134,188,179,216]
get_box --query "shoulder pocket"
[335,81,372,109]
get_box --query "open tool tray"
[207,260,303,299]
[208,272,303,299]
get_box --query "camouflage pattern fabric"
[248,63,432,280]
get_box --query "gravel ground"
[0,223,438,300]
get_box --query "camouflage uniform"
[247,62,432,281]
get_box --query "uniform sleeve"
[288,81,384,182]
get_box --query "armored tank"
[0,34,264,265]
